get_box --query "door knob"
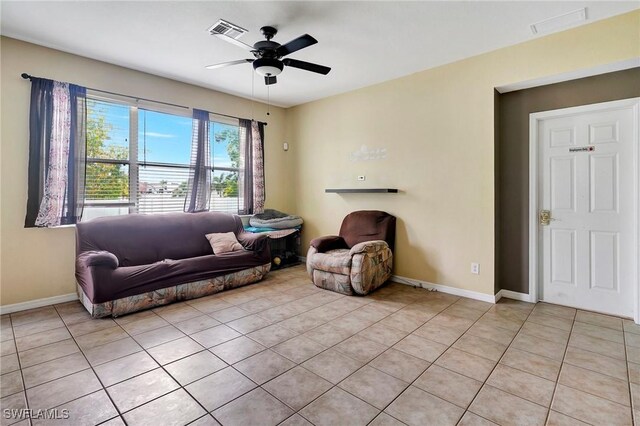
[540,210,551,226]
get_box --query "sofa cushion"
[307,248,352,275]
[206,232,244,254]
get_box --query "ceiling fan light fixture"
[253,58,283,77]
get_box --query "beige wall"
[0,37,292,305]
[287,11,640,297]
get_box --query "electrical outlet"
[357,175,366,181]
[471,263,480,275]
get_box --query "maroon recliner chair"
[306,210,395,295]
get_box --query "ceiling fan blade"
[282,58,331,75]
[265,76,277,85]
[213,33,255,51]
[205,59,253,70]
[276,34,317,57]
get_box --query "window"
[83,96,244,221]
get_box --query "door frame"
[528,98,640,321]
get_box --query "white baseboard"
[0,293,78,315]
[495,289,532,303]
[391,275,496,304]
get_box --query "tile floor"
[1,265,638,425]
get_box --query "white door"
[537,99,638,318]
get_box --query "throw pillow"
[206,232,244,254]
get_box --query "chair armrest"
[77,251,119,269]
[237,232,268,251]
[349,240,390,256]
[310,236,348,253]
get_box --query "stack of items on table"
[246,209,303,269]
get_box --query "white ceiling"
[1,1,638,107]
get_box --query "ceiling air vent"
[208,19,248,40]
[530,8,587,35]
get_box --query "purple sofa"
[76,212,271,318]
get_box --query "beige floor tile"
[520,321,570,344]
[0,354,19,375]
[106,368,178,412]
[123,389,205,426]
[629,362,640,384]
[454,298,493,312]
[352,304,393,322]
[164,350,226,385]
[112,309,157,326]
[528,312,573,332]
[628,346,640,364]
[272,335,326,363]
[263,366,332,410]
[15,327,71,352]
[499,347,561,381]
[18,339,80,368]
[414,364,482,408]
[190,324,241,348]
[358,323,408,347]
[572,321,624,344]
[35,390,118,426]
[442,305,485,322]
[132,325,185,349]
[428,313,475,332]
[475,315,522,332]
[435,348,496,382]
[466,322,517,346]
[279,313,327,334]
[412,322,464,346]
[1,339,16,356]
[0,391,28,423]
[532,303,576,320]
[393,334,448,362]
[186,366,256,410]
[452,334,507,362]
[119,315,170,335]
[378,311,426,333]
[563,345,627,380]
[302,349,363,384]
[512,333,566,361]
[624,320,640,335]
[0,371,23,398]
[154,303,202,323]
[559,363,631,406]
[338,365,408,409]
[188,296,233,314]
[75,326,128,350]
[552,384,632,425]
[303,324,353,347]
[486,364,556,407]
[146,336,204,365]
[247,324,298,347]
[27,369,101,410]
[209,306,251,323]
[368,412,406,426]
[457,412,498,426]
[83,337,142,366]
[369,348,430,383]
[94,351,159,387]
[173,315,221,335]
[66,318,117,337]
[213,388,293,426]
[299,387,379,426]
[331,314,376,334]
[11,307,58,327]
[385,386,464,426]
[334,335,388,363]
[470,385,548,426]
[210,335,266,364]
[189,414,222,426]
[227,313,275,334]
[575,311,623,331]
[236,297,279,314]
[568,333,625,360]
[279,414,313,426]
[13,317,65,339]
[625,332,640,348]
[631,382,640,408]
[234,349,296,384]
[546,411,589,425]
[22,352,89,388]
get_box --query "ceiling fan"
[206,21,331,86]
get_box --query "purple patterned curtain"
[238,119,265,214]
[184,109,211,212]
[25,78,86,227]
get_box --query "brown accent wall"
[496,67,640,294]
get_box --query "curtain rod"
[21,73,267,126]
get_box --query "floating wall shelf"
[325,188,399,193]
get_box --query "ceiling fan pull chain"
[267,85,270,116]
